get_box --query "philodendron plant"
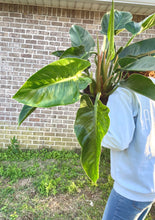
[13,0,155,183]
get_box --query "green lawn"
[0,138,154,219]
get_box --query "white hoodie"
[102,77,155,202]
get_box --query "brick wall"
[0,3,155,149]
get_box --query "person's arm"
[102,88,137,151]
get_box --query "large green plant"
[13,1,155,183]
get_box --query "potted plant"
[13,0,155,183]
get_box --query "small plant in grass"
[8,136,21,154]
[10,212,18,220]
[0,186,15,197]
[35,174,60,196]
[67,181,78,194]
[2,164,23,183]
[13,0,155,183]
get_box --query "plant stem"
[125,35,135,47]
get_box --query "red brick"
[26,40,37,44]
[10,12,21,18]
[1,37,12,42]
[22,34,32,39]
[2,27,13,32]
[52,21,62,26]
[83,19,93,24]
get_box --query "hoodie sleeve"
[102,87,138,151]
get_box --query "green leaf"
[119,38,155,58]
[107,0,115,60]
[125,13,155,35]
[13,58,91,107]
[60,46,86,59]
[118,57,137,68]
[18,105,36,126]
[101,10,132,35]
[74,94,110,183]
[125,21,141,35]
[69,25,95,52]
[52,50,65,57]
[120,74,155,100]
[141,13,155,32]
[121,56,155,71]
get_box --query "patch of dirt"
[17,178,32,187]
[47,188,102,213]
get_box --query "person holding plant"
[102,72,155,220]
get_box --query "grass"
[0,137,154,220]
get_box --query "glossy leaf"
[69,25,95,52]
[52,50,65,57]
[13,58,91,107]
[121,56,155,71]
[101,10,132,35]
[18,105,36,126]
[60,46,86,59]
[74,94,110,183]
[141,13,155,32]
[125,21,141,35]
[120,74,155,100]
[118,57,137,68]
[125,13,155,35]
[119,38,155,58]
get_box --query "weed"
[0,205,8,213]
[67,181,78,194]
[10,212,18,220]
[8,136,21,154]
[0,186,15,197]
[35,174,61,196]
[0,164,23,182]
